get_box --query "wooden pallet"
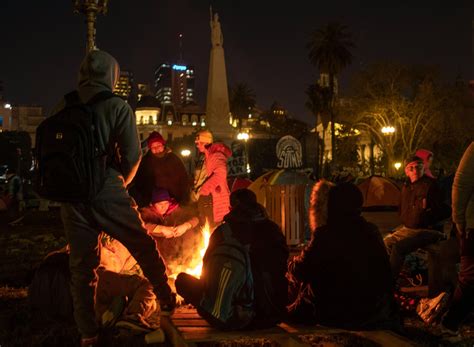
[163,307,414,347]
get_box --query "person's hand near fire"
[172,217,199,237]
[140,188,200,239]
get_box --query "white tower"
[205,8,234,140]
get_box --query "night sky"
[0,1,471,124]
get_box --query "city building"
[135,95,205,144]
[154,63,195,106]
[10,105,45,145]
[114,70,136,105]
[137,83,151,102]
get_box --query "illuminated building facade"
[114,70,135,103]
[154,63,195,106]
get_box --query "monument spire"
[205,8,234,140]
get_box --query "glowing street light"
[180,149,191,157]
[381,126,395,135]
[237,132,249,141]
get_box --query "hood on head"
[309,180,334,232]
[207,142,232,158]
[78,50,120,91]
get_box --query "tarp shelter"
[357,175,401,210]
[228,177,253,192]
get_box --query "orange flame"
[168,220,211,279]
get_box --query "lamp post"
[381,126,396,176]
[73,0,109,52]
[237,132,250,177]
[180,148,192,174]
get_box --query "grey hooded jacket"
[53,50,141,191]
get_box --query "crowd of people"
[29,50,474,346]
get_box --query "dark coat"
[131,149,190,206]
[400,175,450,229]
[225,203,289,328]
[288,217,396,329]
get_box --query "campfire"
[168,220,211,280]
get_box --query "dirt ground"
[1,209,474,346]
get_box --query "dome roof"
[136,95,161,109]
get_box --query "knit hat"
[147,131,166,149]
[404,155,423,167]
[195,130,213,144]
[151,188,171,204]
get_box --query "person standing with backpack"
[40,50,175,347]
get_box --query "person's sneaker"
[80,335,98,347]
[115,315,154,334]
[438,324,462,343]
[101,296,128,328]
[416,291,449,324]
[159,292,177,316]
[144,328,166,344]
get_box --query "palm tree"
[305,83,331,177]
[229,83,256,124]
[307,22,354,165]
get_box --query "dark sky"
[0,1,472,124]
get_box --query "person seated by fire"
[192,130,232,230]
[287,181,400,331]
[174,188,289,330]
[384,156,451,281]
[29,246,159,333]
[101,187,201,277]
[129,131,191,207]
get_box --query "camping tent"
[248,169,313,205]
[357,175,401,210]
[228,177,253,192]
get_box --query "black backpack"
[28,250,74,322]
[35,91,117,202]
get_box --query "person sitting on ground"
[223,188,289,328]
[287,181,400,331]
[101,188,200,276]
[174,191,259,330]
[129,131,191,207]
[384,156,450,280]
[29,247,157,332]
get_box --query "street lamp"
[73,0,109,52]
[381,126,395,135]
[180,149,191,157]
[180,148,192,173]
[237,132,249,141]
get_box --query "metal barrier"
[265,185,306,246]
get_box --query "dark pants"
[442,229,474,331]
[61,187,172,338]
[175,273,203,306]
[384,227,444,277]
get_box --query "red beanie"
[147,131,166,149]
